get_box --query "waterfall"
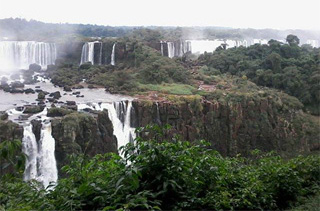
[0,41,56,70]
[80,42,95,65]
[110,43,116,66]
[101,101,135,148]
[155,102,161,125]
[22,124,38,181]
[37,122,58,188]
[22,121,58,188]
[80,41,102,65]
[160,41,164,56]
[167,42,175,58]
[78,101,136,151]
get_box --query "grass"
[138,83,197,95]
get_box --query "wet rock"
[10,89,24,94]
[88,84,96,89]
[52,110,117,176]
[47,107,74,117]
[82,108,93,113]
[76,95,84,98]
[23,105,45,114]
[0,112,8,121]
[47,98,58,103]
[11,81,24,89]
[66,101,76,106]
[72,91,80,95]
[29,63,42,71]
[31,119,42,142]
[38,101,45,106]
[62,105,77,111]
[1,84,10,92]
[73,85,84,89]
[15,106,24,112]
[49,91,61,99]
[35,86,41,88]
[18,114,31,121]
[24,88,35,94]
[63,86,72,92]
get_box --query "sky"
[0,0,319,30]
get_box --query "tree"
[286,34,300,46]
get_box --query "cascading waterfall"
[22,120,58,188]
[0,41,56,70]
[160,41,164,56]
[78,101,136,151]
[80,41,102,65]
[167,42,175,58]
[101,101,135,149]
[37,122,58,188]
[110,43,116,66]
[22,124,38,181]
[155,102,161,125]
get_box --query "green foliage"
[135,44,190,84]
[198,35,320,115]
[0,140,25,178]
[0,126,319,210]
[138,83,196,95]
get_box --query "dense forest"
[197,35,320,114]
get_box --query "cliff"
[51,110,117,174]
[131,94,319,157]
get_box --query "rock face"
[51,111,117,175]
[131,97,319,156]
[0,120,23,142]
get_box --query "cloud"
[0,0,319,30]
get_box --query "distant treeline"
[0,18,319,42]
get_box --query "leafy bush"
[0,126,319,210]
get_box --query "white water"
[37,122,58,188]
[80,41,102,65]
[167,42,175,58]
[78,101,136,152]
[160,41,164,56]
[21,119,58,189]
[0,41,56,70]
[22,124,38,181]
[110,43,116,66]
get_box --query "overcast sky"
[0,0,319,30]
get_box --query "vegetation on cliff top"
[0,126,319,210]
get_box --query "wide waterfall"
[80,41,102,65]
[110,43,116,66]
[22,121,58,188]
[166,41,191,58]
[0,41,56,70]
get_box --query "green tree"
[286,34,300,46]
